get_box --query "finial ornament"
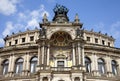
[39,28,46,38]
[76,28,84,38]
[74,13,80,23]
[42,13,48,23]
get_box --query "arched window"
[111,60,118,75]
[2,59,9,75]
[74,77,80,81]
[15,58,23,74]
[30,57,37,73]
[85,57,91,73]
[43,77,48,81]
[98,58,105,74]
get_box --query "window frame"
[85,57,91,73]
[87,37,90,42]
[22,37,25,43]
[98,58,105,74]
[30,36,34,41]
[15,58,23,74]
[30,56,37,73]
[2,59,9,75]
[111,60,118,75]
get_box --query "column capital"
[47,44,50,47]
[72,43,75,48]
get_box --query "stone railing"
[51,67,71,71]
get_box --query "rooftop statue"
[53,4,69,15]
[53,4,69,22]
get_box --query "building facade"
[0,4,120,81]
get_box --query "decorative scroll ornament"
[76,28,84,38]
[39,28,46,38]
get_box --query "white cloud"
[0,0,20,15]
[47,0,55,3]
[25,4,50,29]
[2,4,50,37]
[0,38,4,46]
[27,19,39,28]
[0,4,50,46]
[110,21,120,39]
[93,22,107,33]
[2,21,14,37]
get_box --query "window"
[15,58,23,74]
[9,42,11,46]
[111,60,118,75]
[57,61,64,67]
[98,58,105,74]
[95,38,98,43]
[87,37,90,41]
[30,36,34,41]
[30,57,37,73]
[74,77,80,81]
[15,39,18,44]
[22,38,25,43]
[102,40,105,45]
[2,60,9,75]
[85,57,91,73]
[108,42,110,46]
[43,77,48,81]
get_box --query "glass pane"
[57,61,64,67]
[30,62,37,73]
[17,59,23,62]
[3,65,8,75]
[16,64,19,73]
[31,57,37,61]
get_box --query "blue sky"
[0,0,120,47]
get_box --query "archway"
[50,31,72,46]
[49,31,73,67]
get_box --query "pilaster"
[105,56,112,77]
[0,57,2,75]
[78,43,81,65]
[8,55,12,77]
[47,44,50,66]
[91,53,99,76]
[72,43,76,66]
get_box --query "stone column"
[10,54,15,77]
[8,54,13,77]
[8,55,12,72]
[0,57,2,75]
[23,55,26,70]
[81,45,85,66]
[26,53,30,71]
[40,77,43,81]
[72,77,74,81]
[25,53,30,76]
[78,43,81,65]
[72,43,76,66]
[22,54,27,76]
[8,55,12,73]
[91,54,95,71]
[92,53,99,76]
[117,59,120,76]
[80,78,83,81]
[37,45,41,65]
[48,76,51,81]
[105,56,112,77]
[41,46,45,64]
[47,45,50,66]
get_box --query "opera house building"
[0,5,120,81]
